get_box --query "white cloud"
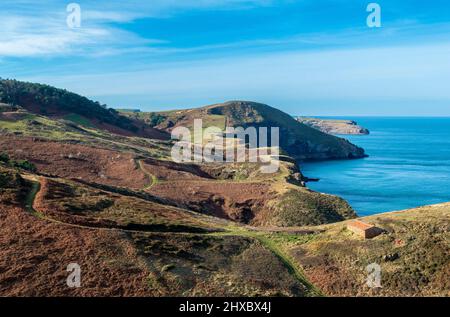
[0,10,159,58]
[28,42,450,107]
[0,0,278,58]
[0,15,102,57]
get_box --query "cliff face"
[208,102,367,160]
[296,117,370,135]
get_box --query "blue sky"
[1,0,450,115]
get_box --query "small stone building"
[347,220,383,239]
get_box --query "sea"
[301,117,450,216]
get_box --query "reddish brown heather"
[0,195,154,296]
[0,136,148,189]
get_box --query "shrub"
[147,113,166,127]
[0,152,10,163]
[0,153,37,172]
[12,160,37,172]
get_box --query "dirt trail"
[138,159,157,190]
[21,174,320,295]
[212,227,323,297]
[21,174,208,234]
[24,175,42,218]
[255,235,323,296]
[22,174,118,232]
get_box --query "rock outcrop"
[296,117,370,135]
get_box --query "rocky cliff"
[296,117,370,135]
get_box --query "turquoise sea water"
[301,117,450,216]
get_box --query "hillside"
[124,101,366,160]
[0,85,363,227]
[284,204,450,296]
[0,79,168,140]
[1,160,447,296]
[0,86,361,228]
[0,135,356,227]
[0,163,317,296]
[296,117,370,135]
[0,81,446,298]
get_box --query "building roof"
[347,220,374,231]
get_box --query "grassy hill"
[124,101,366,160]
[1,160,446,296]
[0,164,315,296]
[284,204,450,296]
[1,80,446,297]
[0,79,168,140]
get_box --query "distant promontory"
[296,117,370,135]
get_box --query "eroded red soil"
[149,180,275,223]
[140,158,212,181]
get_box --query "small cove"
[301,117,450,216]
